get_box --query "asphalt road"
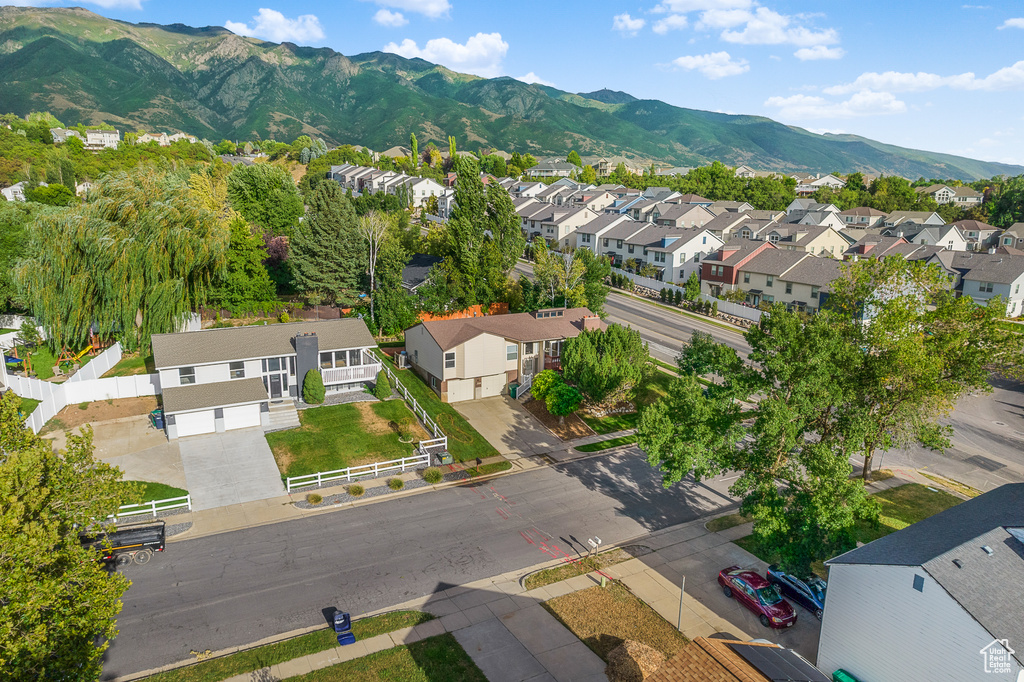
[103,452,739,679]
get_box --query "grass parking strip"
[575,435,637,453]
[144,611,435,682]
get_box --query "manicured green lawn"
[464,461,512,477]
[285,633,486,682]
[575,435,637,452]
[734,484,963,571]
[103,352,155,377]
[125,481,189,503]
[580,369,673,435]
[16,397,41,416]
[372,350,499,463]
[706,513,751,533]
[145,611,435,682]
[267,400,426,478]
[8,344,94,381]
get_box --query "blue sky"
[12,0,1024,168]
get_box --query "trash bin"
[149,409,164,430]
[832,670,860,682]
[509,382,520,399]
[333,611,351,633]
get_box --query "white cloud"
[655,0,751,12]
[365,0,450,19]
[794,45,844,60]
[764,90,907,119]
[225,8,325,43]
[719,7,838,46]
[383,33,509,78]
[696,8,752,29]
[999,17,1024,29]
[670,51,749,79]
[515,72,555,87]
[825,61,1024,94]
[613,13,646,35]
[373,9,408,26]
[653,14,689,34]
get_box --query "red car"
[718,566,797,629]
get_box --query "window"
[445,352,456,369]
[268,357,281,372]
[603,238,609,247]
[913,574,925,592]
[785,282,793,295]
[524,342,534,355]
[430,375,438,389]
[617,240,623,249]
[811,286,820,300]
[334,350,348,367]
[582,233,591,243]
[693,253,700,263]
[743,272,750,284]
[766,275,774,288]
[349,349,362,366]
[229,361,245,379]
[179,367,195,385]
[320,353,333,369]
[702,236,707,244]
[627,244,634,254]
[764,295,774,303]
[980,282,994,293]
[413,349,418,364]
[1016,284,1021,294]
[507,345,518,361]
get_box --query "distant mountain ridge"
[0,6,1021,180]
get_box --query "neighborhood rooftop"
[419,308,601,351]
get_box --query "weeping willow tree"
[15,169,228,351]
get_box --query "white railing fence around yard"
[286,453,430,492]
[111,495,192,521]
[5,342,161,433]
[610,267,762,323]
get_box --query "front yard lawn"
[144,611,434,682]
[525,547,641,590]
[464,461,512,477]
[268,400,429,478]
[543,583,688,662]
[126,480,189,503]
[372,350,498,463]
[735,483,964,571]
[580,368,673,435]
[575,434,637,452]
[284,633,486,682]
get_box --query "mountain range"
[1,6,1020,181]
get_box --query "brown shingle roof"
[740,249,808,276]
[417,308,602,351]
[646,638,778,682]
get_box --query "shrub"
[306,493,323,505]
[78,402,89,410]
[303,368,325,404]
[659,288,667,302]
[388,477,405,490]
[674,289,682,305]
[422,467,443,484]
[546,382,583,424]
[532,369,562,401]
[711,301,719,317]
[348,484,365,497]
[278,311,290,324]
[372,369,392,400]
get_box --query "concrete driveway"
[177,428,286,511]
[454,396,561,459]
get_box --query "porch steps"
[264,400,301,433]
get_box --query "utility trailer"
[80,520,166,567]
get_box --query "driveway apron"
[177,427,286,511]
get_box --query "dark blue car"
[766,565,827,620]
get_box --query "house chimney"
[988,247,997,254]
[582,315,601,331]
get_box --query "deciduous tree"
[226,163,303,236]
[562,325,650,407]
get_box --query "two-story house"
[949,251,1024,316]
[151,319,379,439]
[622,226,724,282]
[595,220,662,267]
[404,308,604,403]
[85,129,120,150]
[883,210,945,228]
[573,214,634,253]
[763,225,849,256]
[654,203,716,228]
[897,223,969,251]
[839,207,888,228]
[537,206,600,249]
[701,239,778,297]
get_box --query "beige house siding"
[452,333,506,380]
[405,324,444,385]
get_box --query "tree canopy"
[562,324,651,407]
[226,162,303,236]
[15,169,228,351]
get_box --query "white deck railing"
[321,362,381,385]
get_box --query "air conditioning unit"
[397,351,409,369]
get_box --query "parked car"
[766,565,827,620]
[718,565,797,629]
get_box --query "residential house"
[402,254,444,292]
[894,223,969,251]
[435,187,456,219]
[151,319,380,439]
[528,160,580,178]
[404,308,604,403]
[390,176,444,208]
[85,129,120,150]
[622,225,724,283]
[574,214,634,254]
[675,193,713,206]
[733,249,815,308]
[655,166,694,176]
[75,181,94,196]
[701,239,777,297]
[763,225,848,256]
[883,210,945,228]
[655,203,716,228]
[536,206,600,249]
[50,128,82,144]
[997,223,1024,249]
[786,199,839,215]
[571,190,616,212]
[708,200,755,214]
[380,145,412,159]
[509,181,548,199]
[138,131,199,146]
[786,209,845,230]
[842,235,913,259]
[795,173,845,196]
[948,251,1024,316]
[916,183,984,206]
[952,220,1001,251]
[817,483,1024,682]
[839,206,888,228]
[594,220,651,266]
[699,212,758,242]
[734,165,758,179]
[648,637,829,682]
[1,181,28,202]
[952,185,983,206]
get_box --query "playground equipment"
[4,345,32,377]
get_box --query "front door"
[269,374,282,399]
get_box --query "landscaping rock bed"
[292,469,470,509]
[165,521,193,537]
[297,390,376,409]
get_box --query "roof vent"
[982,545,994,556]
[952,559,963,569]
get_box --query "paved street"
[102,450,739,679]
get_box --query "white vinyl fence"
[5,342,161,433]
[0,315,46,350]
[111,495,192,521]
[610,267,763,323]
[286,453,430,492]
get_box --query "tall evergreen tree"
[290,181,366,306]
[373,236,418,335]
[410,132,418,168]
[566,150,582,167]
[486,182,526,273]
[210,216,277,311]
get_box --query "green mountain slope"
[1,6,1020,180]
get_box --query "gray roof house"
[152,319,379,439]
[818,483,1024,682]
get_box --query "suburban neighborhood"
[3,5,1024,682]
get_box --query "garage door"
[223,404,261,431]
[446,378,474,403]
[175,410,216,438]
[481,373,506,398]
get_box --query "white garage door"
[223,404,261,430]
[446,378,474,403]
[175,410,216,438]
[481,373,506,398]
